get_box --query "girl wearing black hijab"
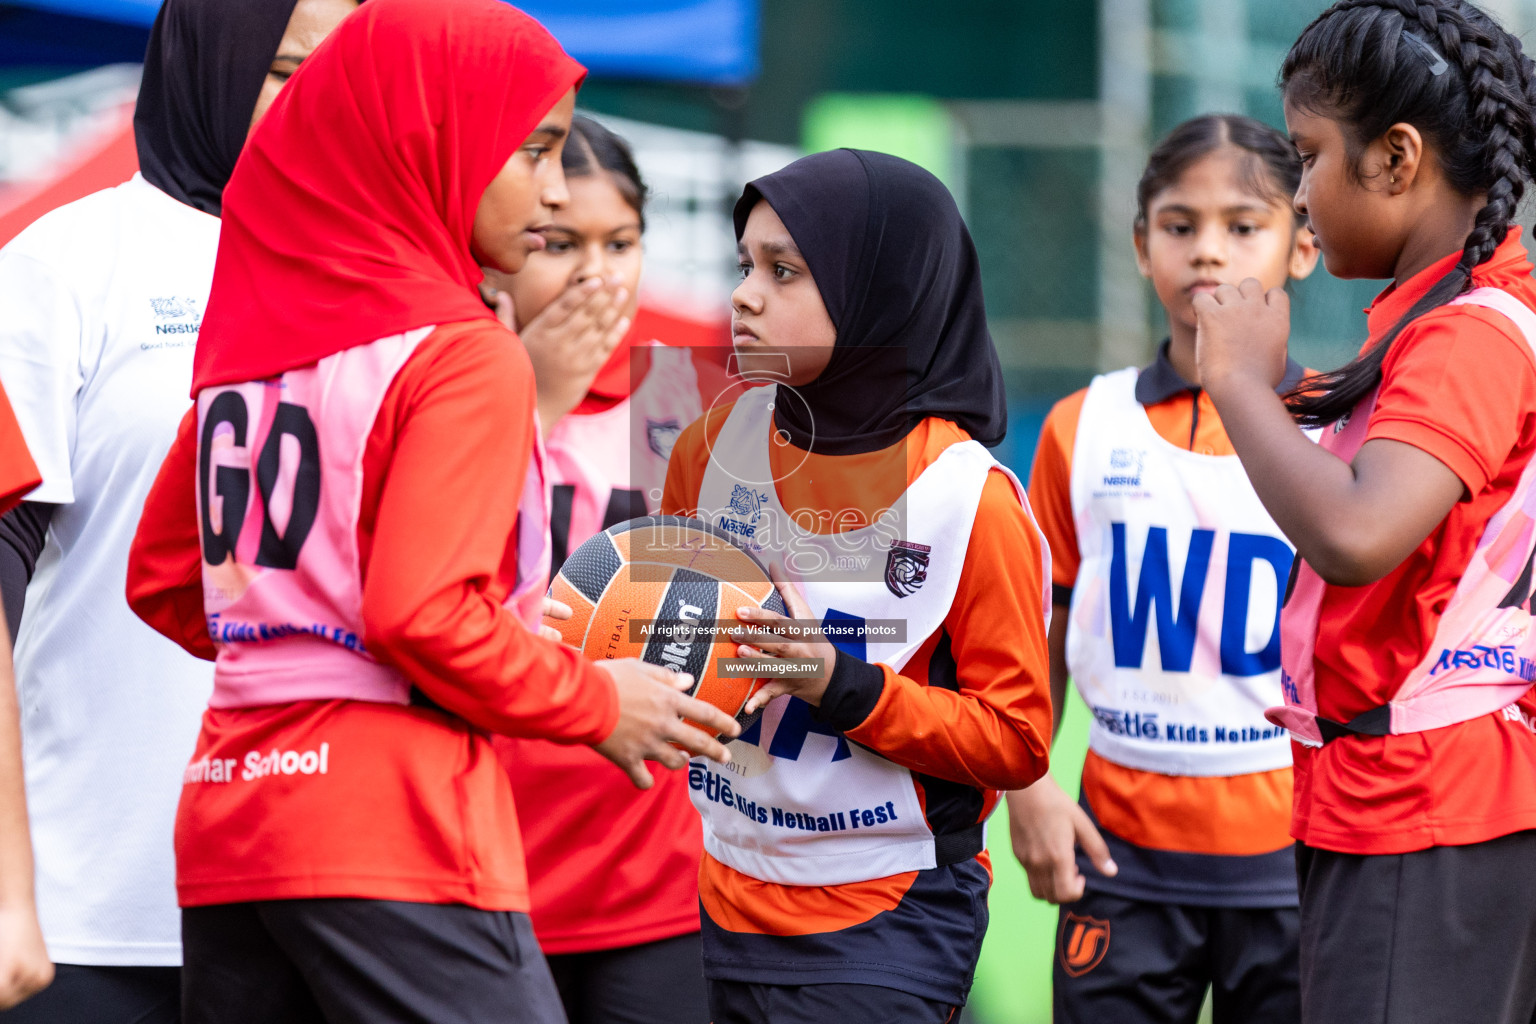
[660,149,1054,1023]
[0,1,354,1020]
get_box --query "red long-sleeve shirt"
[127,321,617,909]
[0,383,39,514]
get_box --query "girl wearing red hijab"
[483,116,737,1024]
[125,2,736,1021]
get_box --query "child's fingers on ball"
[674,693,739,740]
[767,564,812,617]
[669,719,733,765]
[542,597,572,621]
[538,625,562,642]
[732,623,784,647]
[735,604,787,624]
[642,663,692,691]
[744,681,791,715]
[739,641,796,660]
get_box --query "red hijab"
[191,0,585,393]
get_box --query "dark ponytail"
[1281,0,1536,426]
[562,114,649,231]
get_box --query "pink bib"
[1273,288,1536,745]
[545,344,701,565]
[195,328,550,709]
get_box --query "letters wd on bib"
[1069,367,1294,777]
[1029,344,1309,914]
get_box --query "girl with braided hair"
[1196,1,1536,1020]
[1012,114,1318,1024]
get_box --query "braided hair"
[1282,0,1536,426]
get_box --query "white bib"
[1067,368,1293,776]
[689,385,1030,884]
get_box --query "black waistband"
[934,823,986,867]
[1315,703,1392,744]
[409,686,455,718]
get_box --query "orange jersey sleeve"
[128,323,617,744]
[1028,390,1085,592]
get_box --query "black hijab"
[134,0,300,216]
[732,149,1007,456]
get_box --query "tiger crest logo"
[1059,913,1110,977]
[645,417,682,460]
[884,540,930,598]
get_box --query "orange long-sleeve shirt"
[663,406,1051,934]
[126,321,617,909]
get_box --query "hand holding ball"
[545,516,788,746]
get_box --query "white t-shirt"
[0,173,217,966]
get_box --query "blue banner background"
[0,0,759,84]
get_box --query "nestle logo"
[150,296,200,320]
[1103,448,1144,488]
[728,484,765,519]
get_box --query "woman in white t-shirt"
[0,1,356,1020]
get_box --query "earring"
[1390,174,1398,184]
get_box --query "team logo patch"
[884,540,930,598]
[646,417,682,460]
[1060,912,1110,977]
